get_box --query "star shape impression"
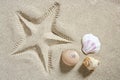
[12,2,72,72]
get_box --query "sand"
[0,0,120,80]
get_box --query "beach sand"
[0,0,120,80]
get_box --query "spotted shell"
[61,49,80,66]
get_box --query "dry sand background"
[0,0,120,80]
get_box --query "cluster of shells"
[61,33,101,71]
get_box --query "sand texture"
[0,0,120,80]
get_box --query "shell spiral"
[83,57,100,70]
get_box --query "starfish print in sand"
[12,2,72,72]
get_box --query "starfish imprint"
[12,2,72,72]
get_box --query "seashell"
[82,34,101,54]
[83,57,100,70]
[61,49,80,66]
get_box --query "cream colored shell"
[83,57,100,70]
[61,50,80,66]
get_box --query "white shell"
[82,34,101,54]
[83,57,100,71]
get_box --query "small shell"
[82,34,101,54]
[83,57,100,70]
[61,49,80,66]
